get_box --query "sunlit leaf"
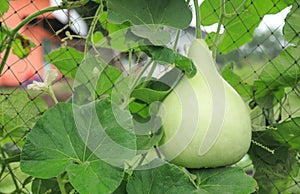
[20,100,133,193]
[45,47,84,78]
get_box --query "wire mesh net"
[0,0,299,193]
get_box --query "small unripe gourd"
[159,39,252,168]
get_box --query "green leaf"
[142,46,197,78]
[0,92,47,141]
[31,178,60,194]
[107,0,192,28]
[249,131,300,193]
[252,81,285,109]
[221,63,252,98]
[271,118,300,152]
[0,0,9,16]
[107,0,192,45]
[200,0,293,53]
[96,66,122,95]
[20,101,128,194]
[11,35,36,59]
[92,31,105,44]
[259,46,300,88]
[45,47,84,78]
[2,142,21,157]
[131,88,170,104]
[190,167,257,194]
[283,1,300,46]
[130,25,171,46]
[112,180,127,194]
[100,11,130,34]
[126,159,198,194]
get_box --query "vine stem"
[193,0,202,39]
[0,148,20,192]
[0,3,81,75]
[57,174,67,194]
[212,0,225,60]
[84,2,104,56]
[173,30,181,51]
[48,87,59,104]
[122,59,154,108]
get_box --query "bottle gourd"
[159,39,252,168]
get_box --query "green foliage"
[127,159,198,194]
[249,119,300,193]
[45,47,84,78]
[20,100,128,193]
[0,92,47,142]
[0,0,9,16]
[11,35,36,59]
[191,167,257,194]
[1,0,299,193]
[107,0,192,45]
[283,1,300,46]
[201,0,293,54]
[259,46,300,88]
[221,63,252,98]
[142,46,196,78]
[31,178,61,194]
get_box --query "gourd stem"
[193,0,202,39]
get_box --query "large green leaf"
[142,46,197,78]
[190,167,257,194]
[45,47,84,78]
[126,159,198,194]
[107,0,191,28]
[0,92,47,140]
[259,46,300,88]
[283,1,300,46]
[20,100,129,194]
[107,0,192,45]
[200,0,293,53]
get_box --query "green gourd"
[158,39,252,168]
